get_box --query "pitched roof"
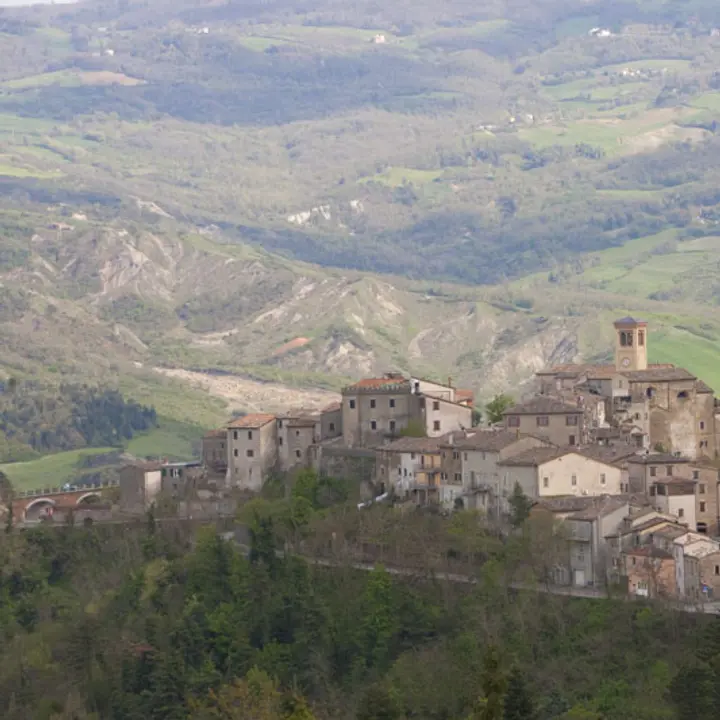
[627,453,690,465]
[497,446,566,466]
[442,429,546,452]
[696,379,715,394]
[614,316,647,327]
[321,401,342,412]
[227,413,276,429]
[499,444,633,468]
[533,495,628,520]
[623,367,696,382]
[343,376,410,392]
[537,362,673,377]
[504,396,582,416]
[203,428,226,439]
[379,435,450,453]
[455,389,475,403]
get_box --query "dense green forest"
[1,498,719,720]
[0,382,157,463]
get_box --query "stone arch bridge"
[12,480,119,522]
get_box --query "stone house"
[503,397,585,447]
[277,409,319,471]
[341,373,472,448]
[535,317,720,461]
[497,447,626,501]
[374,435,448,497]
[674,534,720,601]
[226,413,277,491]
[119,460,203,513]
[649,478,697,530]
[201,429,227,474]
[629,454,719,534]
[623,545,676,598]
[439,429,553,515]
[532,495,630,588]
[318,401,342,442]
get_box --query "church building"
[536,318,720,461]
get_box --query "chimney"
[448,376,453,388]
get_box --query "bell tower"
[614,317,648,372]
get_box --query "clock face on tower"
[621,357,631,367]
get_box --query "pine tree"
[503,668,534,720]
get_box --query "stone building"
[535,318,720,460]
[201,429,227,475]
[226,414,278,491]
[503,397,585,447]
[439,429,552,514]
[341,373,472,447]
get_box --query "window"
[454,473,461,484]
[600,473,606,486]
[390,420,396,433]
[678,508,684,518]
[650,485,656,497]
[233,431,238,440]
[295,430,300,436]
[646,387,655,399]
[370,399,376,409]
[279,437,284,446]
[632,556,636,566]
[537,416,549,427]
[638,330,645,346]
[635,413,640,420]
[349,399,356,409]
[650,467,657,477]
[620,331,627,347]
[543,477,549,489]
[246,449,254,458]
[571,474,577,487]
[566,415,578,426]
[432,400,440,411]
[716,565,720,576]
[248,430,253,440]
[700,502,707,512]
[389,398,395,408]
[278,420,283,429]
[411,453,416,460]
[433,421,441,431]
[508,416,520,427]
[700,421,705,430]
[370,421,377,431]
[569,435,576,446]
[666,465,673,477]
[329,422,335,432]
[699,480,704,491]
[677,391,688,399]
[295,450,302,458]
[578,553,584,563]
[464,453,468,461]
[619,380,624,388]
[234,449,238,457]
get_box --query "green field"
[0,447,116,491]
[125,419,202,461]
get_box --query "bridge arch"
[76,492,102,506]
[24,498,56,520]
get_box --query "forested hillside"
[0,381,156,462]
[0,507,717,720]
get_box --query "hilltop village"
[116,318,720,601]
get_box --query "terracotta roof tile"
[227,413,276,429]
[344,376,410,391]
[203,428,226,439]
[696,379,715,394]
[627,453,690,464]
[624,367,696,382]
[441,429,543,452]
[624,546,673,559]
[321,401,342,412]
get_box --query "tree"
[508,483,533,528]
[472,408,483,427]
[357,682,402,720]
[469,644,507,720]
[669,661,718,720]
[485,395,514,425]
[503,668,534,720]
[188,668,283,719]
